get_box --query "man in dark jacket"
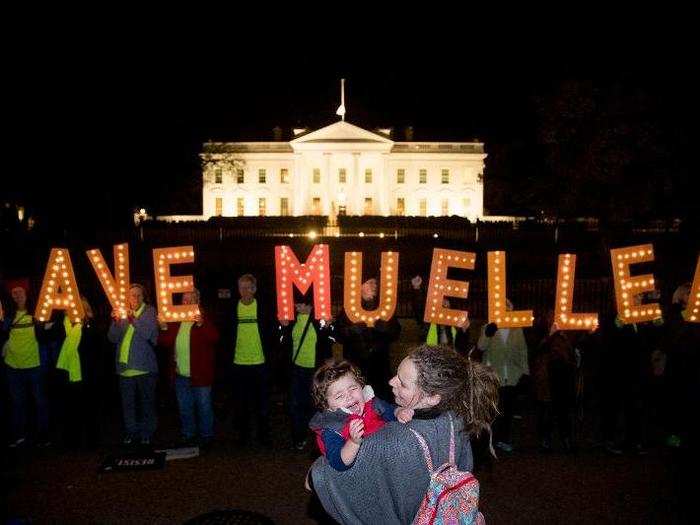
[229,274,276,446]
[280,300,335,449]
[410,275,472,355]
[335,278,400,400]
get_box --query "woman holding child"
[308,344,500,524]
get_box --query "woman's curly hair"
[408,344,500,441]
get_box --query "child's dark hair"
[311,358,365,410]
[408,344,500,448]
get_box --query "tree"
[532,79,677,221]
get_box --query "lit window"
[236,169,244,184]
[258,198,266,216]
[441,199,449,215]
[258,169,266,183]
[419,169,427,184]
[313,168,321,184]
[441,169,450,184]
[364,198,373,215]
[339,168,347,184]
[312,197,321,215]
[280,168,289,183]
[396,198,405,216]
[237,198,245,216]
[419,199,427,216]
[280,198,289,216]
[397,169,405,184]
[215,197,223,216]
[365,169,372,183]
[214,169,223,184]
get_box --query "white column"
[379,153,389,215]
[323,152,332,216]
[292,153,305,215]
[352,152,360,215]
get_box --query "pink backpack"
[410,416,485,525]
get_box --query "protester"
[663,283,700,449]
[54,296,103,448]
[476,299,529,453]
[410,275,472,355]
[229,274,276,447]
[280,300,335,450]
[599,291,657,455]
[158,289,219,449]
[532,314,577,453]
[107,283,159,446]
[335,277,401,399]
[1,279,52,448]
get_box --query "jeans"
[232,364,269,440]
[6,366,49,441]
[119,374,157,440]
[289,365,315,444]
[175,375,214,440]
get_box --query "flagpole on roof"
[336,78,346,121]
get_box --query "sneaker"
[8,437,26,449]
[36,439,52,448]
[121,435,135,446]
[495,441,513,453]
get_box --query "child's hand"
[395,407,415,424]
[349,418,364,444]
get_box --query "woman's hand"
[349,418,364,444]
[411,275,423,290]
[395,407,415,423]
[304,467,312,492]
[194,313,203,328]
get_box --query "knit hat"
[5,278,30,294]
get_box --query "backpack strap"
[409,428,434,472]
[411,415,458,472]
[448,414,456,465]
[292,313,314,366]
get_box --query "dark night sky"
[2,17,696,228]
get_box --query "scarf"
[119,303,145,364]
[57,315,83,382]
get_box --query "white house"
[162,121,486,222]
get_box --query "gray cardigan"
[311,411,473,525]
[107,304,159,374]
